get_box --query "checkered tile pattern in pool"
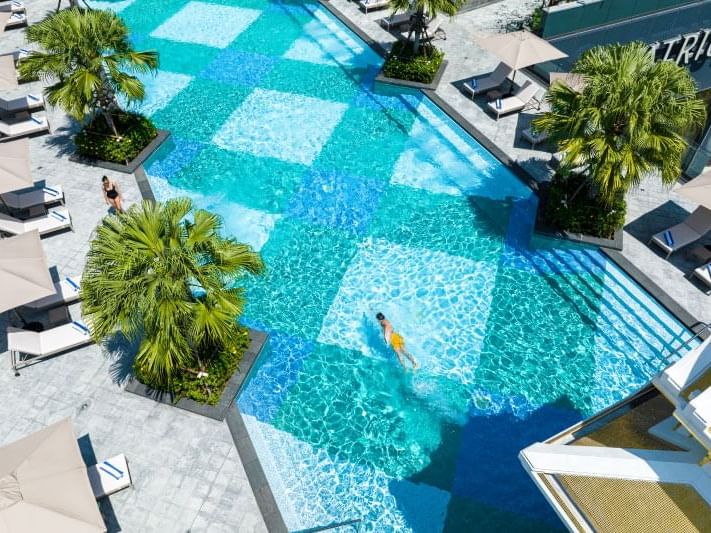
[133,1,694,531]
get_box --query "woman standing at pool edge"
[376,312,419,370]
[102,175,124,214]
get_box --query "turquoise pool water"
[99,0,694,529]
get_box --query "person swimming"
[376,312,419,370]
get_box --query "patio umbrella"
[0,138,32,195]
[475,30,567,84]
[0,231,55,314]
[0,418,106,533]
[0,54,18,91]
[677,169,711,210]
[549,71,586,92]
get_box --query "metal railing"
[291,518,362,533]
[660,322,711,363]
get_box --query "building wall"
[541,0,698,38]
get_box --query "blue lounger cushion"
[71,320,90,335]
[66,277,80,291]
[664,230,674,246]
[50,211,66,221]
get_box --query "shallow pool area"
[96,0,700,529]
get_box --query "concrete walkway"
[329,0,711,324]
[0,1,266,531]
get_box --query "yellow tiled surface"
[556,475,711,532]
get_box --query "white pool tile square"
[392,101,530,201]
[219,203,280,251]
[318,239,498,386]
[124,70,192,116]
[150,2,261,48]
[213,89,347,165]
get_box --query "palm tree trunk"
[412,7,425,56]
[101,109,120,137]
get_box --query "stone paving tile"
[0,1,266,531]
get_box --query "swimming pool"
[98,0,694,529]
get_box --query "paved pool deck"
[328,0,711,325]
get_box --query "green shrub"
[544,173,626,239]
[382,41,444,84]
[75,111,157,164]
[134,327,251,405]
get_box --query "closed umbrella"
[0,54,18,91]
[0,139,32,195]
[677,169,711,210]
[549,71,586,92]
[475,30,567,85]
[0,418,106,533]
[0,231,55,314]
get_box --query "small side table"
[487,89,503,101]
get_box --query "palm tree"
[18,8,158,137]
[533,42,706,203]
[81,199,264,386]
[389,0,462,56]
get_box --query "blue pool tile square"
[145,137,205,180]
[213,88,347,165]
[287,168,386,235]
[200,49,278,86]
[237,330,314,423]
[151,1,261,48]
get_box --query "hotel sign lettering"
[649,29,711,65]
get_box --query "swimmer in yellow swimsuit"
[376,312,419,370]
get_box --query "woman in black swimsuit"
[102,175,124,213]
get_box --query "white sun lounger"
[7,319,93,371]
[654,336,711,405]
[487,81,540,119]
[87,454,132,499]
[649,207,711,258]
[1,11,25,29]
[678,387,711,450]
[358,0,388,13]
[1,184,64,210]
[0,114,49,140]
[0,206,72,236]
[462,63,513,99]
[380,11,411,30]
[691,261,711,294]
[22,276,81,311]
[0,1,25,13]
[0,93,44,113]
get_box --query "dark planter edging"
[375,60,448,91]
[123,328,268,421]
[69,129,170,175]
[533,182,623,250]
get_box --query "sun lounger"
[486,81,540,119]
[678,386,711,449]
[22,276,81,311]
[0,93,44,113]
[654,336,711,405]
[0,206,72,236]
[0,114,49,139]
[87,454,132,499]
[1,184,64,210]
[1,11,26,29]
[7,319,93,371]
[649,206,711,258]
[0,1,25,13]
[521,127,548,147]
[358,0,388,13]
[463,63,513,99]
[380,11,411,30]
[691,261,711,294]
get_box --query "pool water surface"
[95,0,695,529]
